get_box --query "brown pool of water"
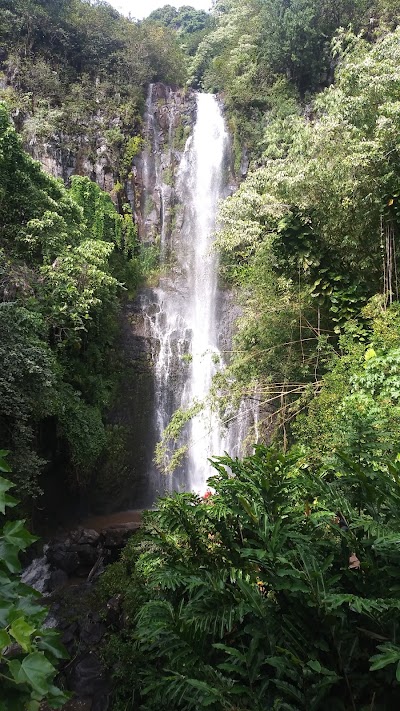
[81,509,143,532]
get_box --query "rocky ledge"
[24,524,139,711]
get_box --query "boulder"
[80,620,106,647]
[48,569,69,591]
[71,544,100,570]
[46,543,80,575]
[70,528,101,546]
[62,621,79,649]
[69,653,106,698]
[100,526,137,549]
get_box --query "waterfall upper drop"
[138,87,230,497]
[183,93,229,492]
[104,84,250,511]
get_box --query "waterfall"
[181,94,229,492]
[87,84,261,513]
[139,89,230,497]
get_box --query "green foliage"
[0,453,68,709]
[149,5,210,35]
[0,108,138,497]
[190,0,372,157]
[0,0,186,183]
[122,135,143,173]
[57,385,107,478]
[295,303,400,467]
[102,446,400,710]
[138,242,161,281]
[148,4,212,56]
[154,401,203,474]
[214,26,400,442]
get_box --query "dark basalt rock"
[100,524,138,549]
[23,524,140,709]
[48,569,69,591]
[80,619,106,647]
[61,621,79,648]
[71,543,100,571]
[39,522,138,583]
[68,653,105,697]
[91,692,111,711]
[47,544,80,575]
[70,528,100,546]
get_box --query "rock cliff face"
[11,94,131,206]
[102,84,202,510]
[133,83,197,246]
[29,136,117,195]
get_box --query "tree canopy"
[210,25,400,449]
[0,0,186,183]
[0,104,139,499]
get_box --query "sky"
[108,1,212,20]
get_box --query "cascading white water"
[182,94,229,492]
[141,90,230,495]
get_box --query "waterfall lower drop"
[140,89,231,497]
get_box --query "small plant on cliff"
[122,136,143,175]
[154,401,203,474]
[0,451,68,710]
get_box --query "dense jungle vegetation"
[0,0,188,505]
[0,101,139,500]
[0,0,186,172]
[2,0,400,709]
[101,1,400,710]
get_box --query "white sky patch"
[108,0,212,20]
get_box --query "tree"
[0,107,141,497]
[214,27,400,442]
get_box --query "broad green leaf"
[0,600,13,627]
[15,596,48,624]
[370,644,400,672]
[0,493,18,512]
[0,476,14,514]
[0,455,12,473]
[307,659,322,673]
[266,656,290,673]
[9,658,23,683]
[27,701,40,711]
[46,684,71,709]
[10,616,36,652]
[3,520,37,551]
[237,495,259,523]
[0,541,21,573]
[37,630,68,660]
[17,653,56,696]
[213,643,246,661]
[0,628,11,650]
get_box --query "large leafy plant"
[0,451,68,710]
[102,447,400,710]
